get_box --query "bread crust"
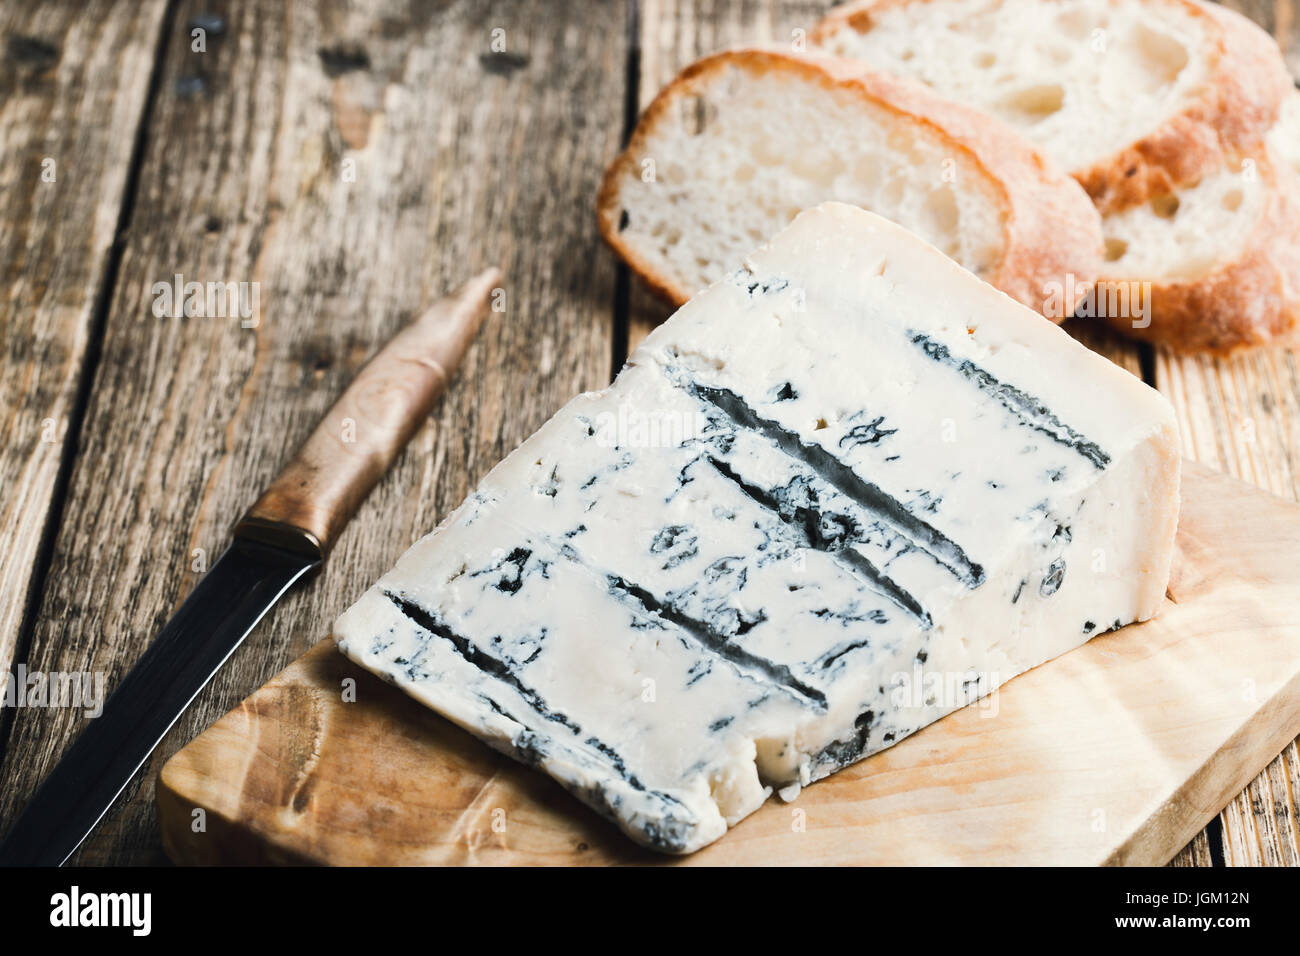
[1092,149,1300,354]
[597,48,1103,319]
[812,0,1292,215]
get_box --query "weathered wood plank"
[1157,350,1300,498]
[156,463,1300,866]
[0,0,169,696]
[1062,320,1146,378]
[1153,0,1300,869]
[0,0,626,864]
[1168,830,1218,867]
[1156,346,1300,867]
[9,0,1295,868]
[1219,742,1300,865]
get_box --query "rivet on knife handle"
[233,267,501,560]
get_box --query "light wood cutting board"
[157,461,1300,865]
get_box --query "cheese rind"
[334,203,1180,853]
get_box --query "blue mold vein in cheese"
[334,203,1180,853]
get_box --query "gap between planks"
[0,0,178,770]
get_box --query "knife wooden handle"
[233,268,500,560]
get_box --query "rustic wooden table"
[0,0,1296,867]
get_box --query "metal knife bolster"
[232,516,325,564]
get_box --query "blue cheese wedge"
[334,203,1181,854]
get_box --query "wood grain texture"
[1168,829,1218,867]
[0,0,625,865]
[236,268,500,558]
[1156,346,1300,866]
[1153,0,1300,870]
[1062,319,1146,379]
[0,0,169,687]
[157,463,1300,865]
[3,0,1297,868]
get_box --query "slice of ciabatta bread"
[1093,147,1300,352]
[598,48,1103,318]
[813,0,1293,214]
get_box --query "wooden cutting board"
[157,461,1300,865]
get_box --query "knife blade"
[0,267,500,866]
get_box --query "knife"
[0,267,501,867]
